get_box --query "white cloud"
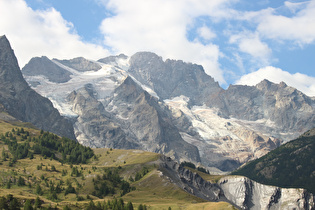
[235,66,315,97]
[257,0,315,45]
[228,31,272,69]
[99,0,234,85]
[0,0,109,67]
[284,1,309,14]
[197,26,216,41]
[230,32,271,59]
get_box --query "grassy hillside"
[232,128,315,193]
[0,120,234,209]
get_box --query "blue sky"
[1,0,315,96]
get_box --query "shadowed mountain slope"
[0,35,75,139]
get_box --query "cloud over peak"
[99,0,234,84]
[236,66,315,97]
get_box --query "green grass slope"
[233,128,315,193]
[0,119,234,209]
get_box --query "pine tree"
[36,184,43,195]
[138,204,144,210]
[63,206,71,210]
[87,200,95,210]
[6,179,11,189]
[126,201,134,210]
[17,176,25,186]
[34,197,41,209]
[2,148,6,161]
[24,199,33,210]
[0,196,8,209]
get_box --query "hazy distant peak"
[22,56,72,83]
[98,53,128,64]
[54,57,102,72]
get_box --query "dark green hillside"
[233,128,315,193]
[1,128,94,165]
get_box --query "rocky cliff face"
[164,95,281,171]
[207,80,315,139]
[104,76,200,162]
[128,52,222,105]
[158,155,224,202]
[0,35,75,139]
[67,83,135,149]
[219,176,315,210]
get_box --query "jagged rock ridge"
[206,80,315,136]
[128,52,222,105]
[0,35,75,140]
[104,76,200,162]
[129,52,314,141]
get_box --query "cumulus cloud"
[0,0,109,67]
[99,0,234,84]
[229,32,271,59]
[257,0,315,45]
[235,66,315,97]
[197,26,216,41]
[228,31,272,71]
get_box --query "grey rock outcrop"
[158,156,224,202]
[22,56,72,83]
[67,83,136,148]
[207,80,315,139]
[0,35,75,139]
[219,176,315,210]
[104,76,201,163]
[128,52,222,105]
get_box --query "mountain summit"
[128,52,222,105]
[0,35,75,139]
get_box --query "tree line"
[0,129,94,165]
